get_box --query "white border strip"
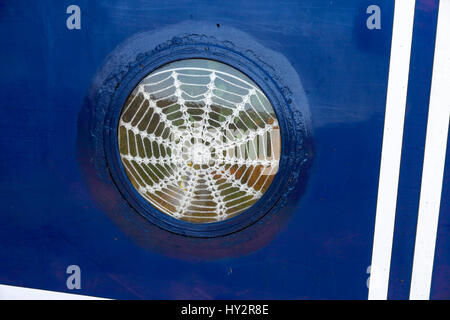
[0,284,108,300]
[409,0,450,300]
[368,0,416,300]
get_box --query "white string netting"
[118,59,280,223]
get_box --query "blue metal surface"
[0,0,446,299]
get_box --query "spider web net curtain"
[118,59,281,223]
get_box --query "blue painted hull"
[0,0,447,299]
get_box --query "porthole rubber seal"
[79,23,312,239]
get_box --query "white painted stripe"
[368,0,416,300]
[409,0,450,300]
[0,284,108,300]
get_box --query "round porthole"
[80,27,312,245]
[117,59,281,224]
[88,31,314,241]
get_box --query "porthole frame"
[103,43,301,237]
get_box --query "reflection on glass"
[118,59,280,223]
